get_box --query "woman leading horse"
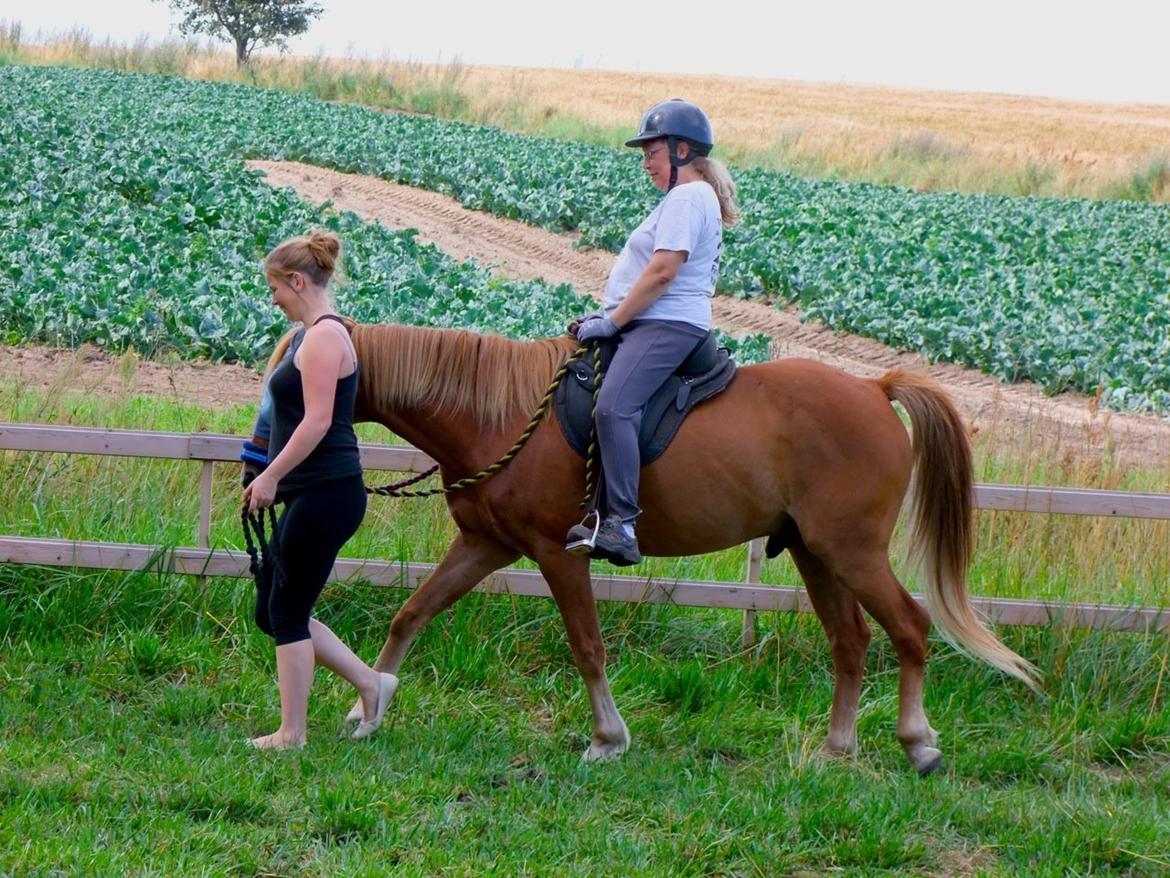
[261,320,1038,774]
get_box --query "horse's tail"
[878,368,1040,691]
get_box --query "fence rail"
[2,422,1168,634]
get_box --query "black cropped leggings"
[254,475,367,646]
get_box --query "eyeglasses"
[642,145,666,162]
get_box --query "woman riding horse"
[566,98,740,567]
[243,101,1038,771]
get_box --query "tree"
[159,0,325,68]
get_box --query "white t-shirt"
[602,180,723,328]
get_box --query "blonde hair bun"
[265,230,344,286]
[306,230,342,272]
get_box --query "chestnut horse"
[273,322,1038,773]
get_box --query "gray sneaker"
[591,515,642,567]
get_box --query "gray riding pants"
[595,318,708,523]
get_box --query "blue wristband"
[240,440,269,468]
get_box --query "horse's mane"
[350,323,579,429]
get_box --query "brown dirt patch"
[0,343,263,412]
[4,161,1168,471]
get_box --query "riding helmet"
[625,98,714,157]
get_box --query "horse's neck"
[353,322,570,475]
[377,407,513,477]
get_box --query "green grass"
[3,560,1168,875]
[2,383,1169,874]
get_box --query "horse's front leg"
[535,548,630,762]
[343,531,518,724]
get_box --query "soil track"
[5,159,1168,468]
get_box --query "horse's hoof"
[913,748,944,777]
[822,738,858,759]
[821,747,857,766]
[581,744,626,762]
[581,738,629,763]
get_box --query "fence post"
[742,538,763,649]
[197,460,213,589]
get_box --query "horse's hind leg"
[832,554,940,775]
[789,541,871,757]
[343,531,518,724]
[535,549,630,762]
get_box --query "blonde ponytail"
[692,157,740,227]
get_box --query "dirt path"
[4,159,1168,467]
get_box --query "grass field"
[4,22,1169,202]
[2,384,1168,876]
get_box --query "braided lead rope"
[366,343,593,499]
[241,503,263,583]
[365,464,439,496]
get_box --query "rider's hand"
[576,316,620,343]
[567,311,602,336]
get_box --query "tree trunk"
[235,37,248,69]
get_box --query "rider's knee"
[595,403,638,429]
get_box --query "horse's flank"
[350,323,578,430]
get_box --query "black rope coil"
[241,503,286,592]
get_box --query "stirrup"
[564,510,602,555]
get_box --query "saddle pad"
[553,344,736,465]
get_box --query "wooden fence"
[1,422,1168,635]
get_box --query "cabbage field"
[1,64,1168,411]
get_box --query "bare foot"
[248,731,305,750]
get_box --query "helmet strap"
[666,135,681,191]
[666,135,700,191]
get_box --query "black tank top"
[267,315,362,493]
